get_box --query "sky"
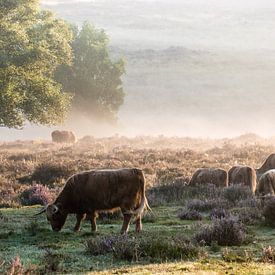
[1,0,275,140]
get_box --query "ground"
[1,136,275,274]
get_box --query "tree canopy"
[0,0,73,128]
[55,22,125,122]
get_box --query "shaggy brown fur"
[256,169,275,196]
[189,168,228,187]
[38,168,148,234]
[51,130,76,144]
[228,165,257,193]
[257,154,275,179]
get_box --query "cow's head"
[36,203,68,232]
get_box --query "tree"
[55,22,125,122]
[0,0,73,128]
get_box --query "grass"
[0,205,275,274]
[1,137,275,273]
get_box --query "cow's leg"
[135,216,142,233]
[74,213,86,232]
[90,212,97,232]
[121,214,132,234]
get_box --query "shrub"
[222,248,252,263]
[42,249,65,273]
[209,208,230,220]
[6,256,24,275]
[195,218,246,246]
[261,246,275,263]
[86,234,204,262]
[140,236,204,261]
[232,207,262,225]
[112,236,140,262]
[86,236,118,256]
[178,209,202,221]
[263,197,275,227]
[30,162,74,186]
[186,199,229,212]
[19,184,53,206]
[222,185,254,204]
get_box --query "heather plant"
[222,248,253,263]
[232,207,262,225]
[29,162,75,186]
[178,209,202,221]
[263,197,275,227]
[222,185,254,204]
[195,218,246,246]
[19,184,53,206]
[186,198,229,212]
[261,246,275,263]
[209,208,230,220]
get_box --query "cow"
[51,130,76,144]
[256,169,275,196]
[256,154,275,180]
[189,168,228,187]
[35,168,149,234]
[228,165,257,193]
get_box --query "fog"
[2,0,275,140]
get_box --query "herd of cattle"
[44,130,275,234]
[189,153,275,196]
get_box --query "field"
[1,135,275,274]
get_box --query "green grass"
[0,205,275,274]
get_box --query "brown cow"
[256,154,275,179]
[228,165,257,193]
[256,169,275,196]
[36,168,149,234]
[51,130,76,144]
[189,168,228,187]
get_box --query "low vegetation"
[1,136,275,273]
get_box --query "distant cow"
[36,168,149,234]
[256,154,275,179]
[256,169,275,196]
[189,168,228,187]
[51,130,76,144]
[228,165,257,193]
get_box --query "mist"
[2,0,275,140]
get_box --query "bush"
[222,185,254,204]
[186,199,229,212]
[222,248,252,263]
[86,234,204,262]
[261,246,275,263]
[19,184,53,206]
[232,207,262,225]
[195,218,246,246]
[178,209,202,221]
[30,162,74,186]
[209,208,230,220]
[263,197,275,227]
[140,236,204,261]
[86,236,118,256]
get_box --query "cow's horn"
[52,204,59,214]
[34,206,47,216]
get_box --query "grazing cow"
[256,169,275,196]
[189,168,228,187]
[256,154,275,179]
[51,130,76,144]
[36,168,149,234]
[228,165,257,193]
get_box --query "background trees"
[55,22,125,122]
[0,0,73,128]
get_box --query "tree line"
[0,0,125,128]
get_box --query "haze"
[2,0,275,140]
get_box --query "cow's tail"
[126,169,151,217]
